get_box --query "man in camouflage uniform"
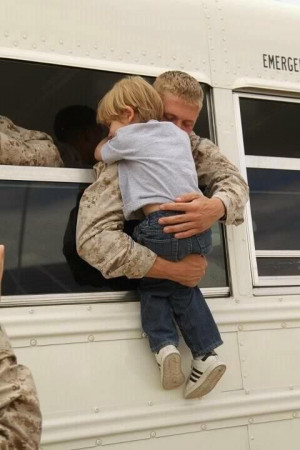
[0,116,63,167]
[77,71,249,285]
[0,245,42,449]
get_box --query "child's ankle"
[194,350,217,361]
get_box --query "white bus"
[0,0,299,449]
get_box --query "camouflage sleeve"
[76,161,157,279]
[0,115,63,167]
[190,133,249,226]
[0,326,42,449]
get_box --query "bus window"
[0,59,228,302]
[0,59,211,168]
[236,94,300,286]
[240,98,299,159]
[0,175,228,301]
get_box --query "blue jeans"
[133,210,223,358]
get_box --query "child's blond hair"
[97,76,163,126]
[153,71,203,108]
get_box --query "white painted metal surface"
[0,0,300,449]
[0,0,299,91]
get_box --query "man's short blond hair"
[153,71,204,108]
[97,76,163,126]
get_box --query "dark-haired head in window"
[54,105,105,168]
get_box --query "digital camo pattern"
[190,133,249,225]
[0,116,63,167]
[77,162,157,279]
[0,326,41,449]
[77,135,249,278]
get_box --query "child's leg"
[134,215,180,352]
[170,286,226,398]
[140,286,178,353]
[133,213,187,390]
[171,285,222,357]
[140,279,185,390]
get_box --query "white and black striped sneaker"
[155,345,185,390]
[184,352,226,399]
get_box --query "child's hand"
[94,137,109,161]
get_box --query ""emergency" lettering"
[263,54,300,72]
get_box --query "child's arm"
[95,130,137,164]
[96,137,126,165]
[94,138,109,161]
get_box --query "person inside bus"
[93,75,226,398]
[76,70,249,397]
[53,105,104,168]
[0,245,42,448]
[0,115,63,167]
[63,189,140,291]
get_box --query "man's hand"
[159,192,225,238]
[146,254,207,287]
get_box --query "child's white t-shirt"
[101,120,202,220]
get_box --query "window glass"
[194,84,211,139]
[247,168,300,251]
[257,258,300,277]
[0,59,227,299]
[0,180,138,296]
[0,59,210,169]
[199,223,228,288]
[0,180,227,297]
[240,98,300,158]
[238,94,300,283]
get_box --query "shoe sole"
[162,353,185,390]
[185,363,226,399]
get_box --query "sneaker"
[184,352,226,399]
[155,345,185,390]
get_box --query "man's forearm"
[78,227,156,279]
[76,162,156,279]
[76,162,209,284]
[146,256,176,280]
[146,254,207,287]
[205,197,225,222]
[190,133,249,225]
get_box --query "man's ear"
[121,106,135,124]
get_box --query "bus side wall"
[0,1,300,449]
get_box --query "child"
[95,76,226,399]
